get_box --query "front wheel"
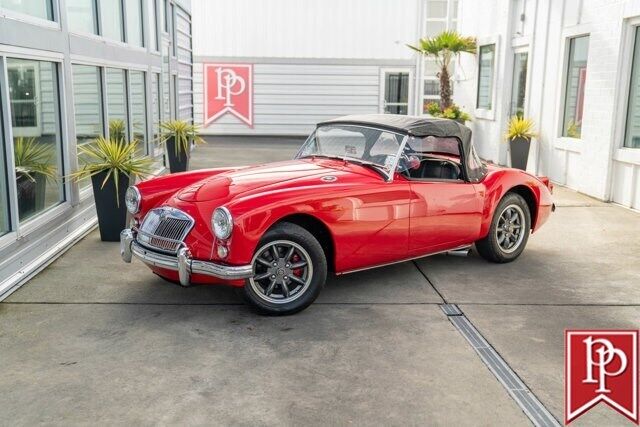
[244,222,327,315]
[475,193,531,263]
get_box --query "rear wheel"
[475,193,531,263]
[244,222,327,315]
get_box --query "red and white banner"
[203,63,253,127]
[565,330,639,424]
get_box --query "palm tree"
[408,31,477,110]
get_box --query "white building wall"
[455,0,640,210]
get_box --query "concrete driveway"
[1,137,639,426]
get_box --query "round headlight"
[125,186,141,214]
[212,207,233,239]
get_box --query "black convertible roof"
[317,114,485,182]
[318,114,472,146]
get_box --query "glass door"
[381,68,411,115]
[510,50,529,117]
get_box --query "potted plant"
[70,137,153,241]
[14,137,57,220]
[159,120,205,173]
[408,31,477,111]
[425,101,472,124]
[109,119,127,143]
[505,116,537,171]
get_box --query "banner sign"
[565,330,639,424]
[204,63,253,127]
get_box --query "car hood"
[175,159,353,202]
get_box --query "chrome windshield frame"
[295,124,410,182]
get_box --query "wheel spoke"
[265,279,277,296]
[288,274,306,285]
[270,244,279,260]
[290,261,307,269]
[497,232,505,244]
[280,281,290,298]
[254,271,272,281]
[284,245,295,262]
[256,257,272,267]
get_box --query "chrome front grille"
[136,207,194,254]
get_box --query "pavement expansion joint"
[440,303,560,427]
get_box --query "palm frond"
[505,116,537,141]
[159,120,205,156]
[13,137,58,182]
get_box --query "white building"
[454,0,640,209]
[192,0,459,135]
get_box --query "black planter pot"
[91,170,129,242]
[16,172,47,220]
[509,136,531,171]
[165,136,189,173]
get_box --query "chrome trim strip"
[336,244,472,275]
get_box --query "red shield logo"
[565,330,639,424]
[204,63,253,127]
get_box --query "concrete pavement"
[1,137,639,426]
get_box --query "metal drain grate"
[441,304,560,427]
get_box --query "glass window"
[383,72,409,114]
[425,20,447,37]
[8,59,63,222]
[0,85,10,236]
[72,65,103,189]
[67,0,97,34]
[510,52,528,116]
[477,44,495,110]
[562,35,589,138]
[129,71,147,157]
[149,0,158,51]
[624,28,640,149]
[151,72,161,155]
[171,3,177,56]
[163,0,168,32]
[0,0,53,20]
[100,0,124,41]
[105,68,128,142]
[427,0,448,19]
[127,0,144,47]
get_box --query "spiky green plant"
[425,101,472,122]
[14,137,58,182]
[109,119,127,143]
[505,116,538,142]
[69,137,154,205]
[159,120,205,156]
[408,31,477,109]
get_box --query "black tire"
[475,192,531,263]
[243,222,327,315]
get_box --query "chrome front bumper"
[120,229,253,286]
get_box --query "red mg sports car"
[121,115,554,314]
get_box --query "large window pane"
[72,65,103,189]
[476,44,495,110]
[624,27,640,149]
[127,0,144,47]
[562,36,589,138]
[0,0,53,20]
[8,59,63,222]
[100,0,124,41]
[67,0,97,34]
[0,85,10,236]
[151,72,161,155]
[105,68,128,141]
[130,71,147,156]
[510,52,528,116]
[148,0,158,51]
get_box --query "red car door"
[408,180,483,256]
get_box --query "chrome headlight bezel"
[212,207,233,240]
[125,186,141,214]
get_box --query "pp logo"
[204,63,253,127]
[565,330,639,424]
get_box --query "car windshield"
[296,124,406,174]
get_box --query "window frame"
[559,34,590,140]
[622,24,640,150]
[509,47,530,117]
[0,0,60,28]
[474,36,499,120]
[0,52,70,241]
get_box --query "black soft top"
[318,114,484,182]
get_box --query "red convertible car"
[121,115,553,314]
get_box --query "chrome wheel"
[249,240,313,304]
[495,204,526,254]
